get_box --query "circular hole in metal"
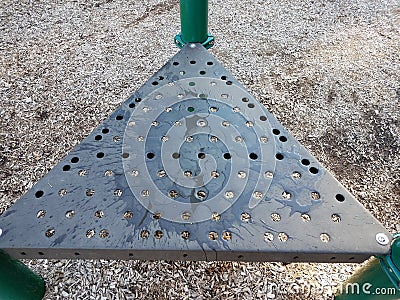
[271,213,281,222]
[129,103,135,108]
[331,214,341,222]
[95,210,104,218]
[242,97,249,102]
[96,152,104,158]
[309,167,319,174]
[20,252,26,256]
[209,106,218,112]
[104,170,113,176]
[208,231,218,240]
[147,152,155,159]
[135,98,142,103]
[199,93,207,99]
[238,171,247,179]
[173,61,179,66]
[292,171,301,179]
[260,116,267,121]
[124,211,133,219]
[221,76,227,80]
[249,153,258,160]
[95,135,102,141]
[169,190,179,198]
[38,252,44,256]
[320,233,330,243]
[336,194,345,202]
[211,212,221,221]
[187,106,194,112]
[222,121,230,127]
[86,189,95,197]
[278,232,288,242]
[223,153,231,159]
[226,80,232,85]
[198,152,206,159]
[172,152,180,159]
[63,165,71,171]
[264,232,274,242]
[207,61,214,65]
[279,136,287,142]
[114,189,122,197]
[184,170,192,177]
[196,190,207,200]
[71,157,79,163]
[37,210,46,218]
[152,81,159,86]
[65,210,75,219]
[86,229,95,238]
[99,229,109,239]
[264,171,274,178]
[222,231,232,241]
[301,159,310,166]
[311,192,320,200]
[102,128,109,134]
[301,214,311,222]
[211,171,219,178]
[189,82,195,86]
[199,70,206,75]
[58,189,67,196]
[181,212,191,221]
[275,153,284,160]
[140,230,150,239]
[282,191,292,200]
[153,212,162,220]
[116,115,123,120]
[248,103,255,108]
[240,212,251,222]
[154,230,163,239]
[190,60,196,64]
[210,135,218,142]
[45,229,55,238]
[122,153,129,159]
[224,191,234,199]
[35,191,44,198]
[272,129,280,135]
[253,191,263,199]
[74,252,80,256]
[181,231,190,240]
[158,76,164,80]
[78,169,87,176]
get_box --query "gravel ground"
[1,0,399,299]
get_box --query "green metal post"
[0,250,46,300]
[335,234,400,299]
[175,0,214,49]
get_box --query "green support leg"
[175,0,214,49]
[335,234,400,299]
[0,250,45,300]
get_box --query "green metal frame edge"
[174,33,215,49]
[0,249,46,300]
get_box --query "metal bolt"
[235,136,243,143]
[260,136,268,143]
[376,233,390,246]
[174,121,182,126]
[197,119,207,127]
[189,43,196,48]
[238,171,247,179]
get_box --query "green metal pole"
[0,250,46,300]
[335,234,400,299]
[175,0,214,49]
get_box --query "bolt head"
[376,233,390,246]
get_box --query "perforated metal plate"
[0,44,391,262]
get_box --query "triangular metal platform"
[0,44,391,262]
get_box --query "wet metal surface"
[0,44,391,262]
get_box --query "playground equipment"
[0,1,398,299]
